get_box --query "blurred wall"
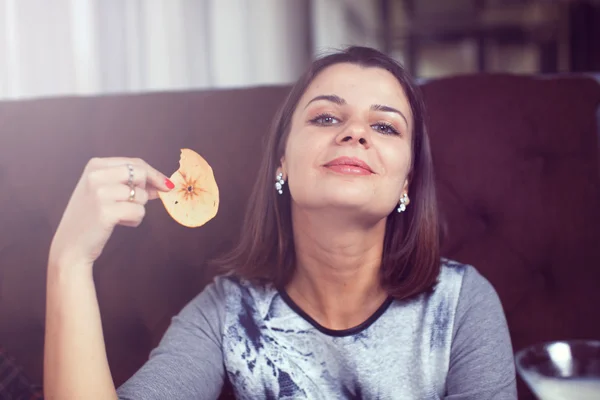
[385,0,582,78]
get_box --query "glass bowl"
[515,340,600,400]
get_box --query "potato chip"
[158,148,219,228]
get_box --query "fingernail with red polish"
[165,178,175,190]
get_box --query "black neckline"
[277,288,394,337]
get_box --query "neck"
[286,207,389,331]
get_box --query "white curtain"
[0,0,379,101]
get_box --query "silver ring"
[128,187,136,202]
[127,164,134,187]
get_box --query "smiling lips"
[323,156,374,175]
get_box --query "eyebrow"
[371,104,408,128]
[304,94,346,108]
[304,94,409,128]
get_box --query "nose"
[335,121,371,148]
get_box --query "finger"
[86,157,172,192]
[86,157,146,169]
[142,162,174,193]
[107,184,149,205]
[86,165,148,190]
[106,202,146,228]
[147,187,161,201]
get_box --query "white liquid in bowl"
[528,377,600,400]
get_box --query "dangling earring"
[275,172,285,195]
[397,193,409,213]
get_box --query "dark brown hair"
[218,46,440,300]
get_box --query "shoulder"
[436,258,497,301]
[430,258,470,300]
[430,258,503,329]
[438,258,502,311]
[441,260,517,397]
[210,274,276,300]
[196,274,279,320]
[193,274,270,301]
[437,258,510,346]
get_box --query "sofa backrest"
[0,74,599,399]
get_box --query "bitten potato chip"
[158,148,219,228]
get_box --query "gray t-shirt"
[117,259,517,399]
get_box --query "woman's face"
[281,63,413,220]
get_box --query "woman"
[44,46,517,399]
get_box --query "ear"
[278,155,287,179]
[402,178,410,205]
[402,177,410,193]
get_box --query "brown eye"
[310,113,340,126]
[372,122,399,135]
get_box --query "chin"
[291,180,387,210]
[294,192,392,224]
[318,185,375,208]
